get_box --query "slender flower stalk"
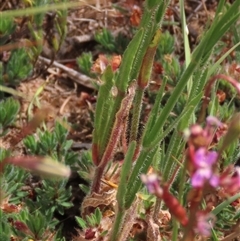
[141,174,188,226]
[198,74,240,123]
[1,156,70,178]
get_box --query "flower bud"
[4,156,71,179]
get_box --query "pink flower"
[206,116,223,128]
[141,174,188,226]
[191,148,219,188]
[141,174,163,196]
[185,116,222,149]
[191,169,219,188]
[193,148,218,168]
[194,212,216,237]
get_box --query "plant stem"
[153,199,162,223]
[90,165,104,194]
[109,206,126,241]
[179,157,187,206]
[181,187,202,241]
[172,219,179,241]
[130,87,144,143]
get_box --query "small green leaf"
[75,217,87,229]
[6,48,33,84]
[95,29,116,52]
[79,184,90,194]
[86,215,95,227]
[94,208,102,225]
[77,52,93,76]
[60,202,73,208]
[0,98,20,133]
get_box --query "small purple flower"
[191,148,219,188]
[194,212,216,237]
[209,174,220,187]
[206,116,223,128]
[193,148,218,168]
[191,169,206,187]
[191,168,219,188]
[141,174,163,196]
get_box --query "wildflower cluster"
[186,116,222,189]
[186,116,240,196]
[141,174,188,227]
[1,0,240,240]
[142,116,240,239]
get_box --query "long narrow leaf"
[212,193,240,216]
[116,141,136,209]
[207,42,240,78]
[124,147,157,209]
[143,2,240,147]
[180,0,192,95]
[92,66,114,165]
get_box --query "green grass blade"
[143,2,240,147]
[0,1,88,18]
[180,0,192,95]
[124,147,157,209]
[207,42,240,78]
[211,193,240,216]
[92,66,114,165]
[116,141,136,209]
[145,77,167,132]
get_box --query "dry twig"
[38,56,96,90]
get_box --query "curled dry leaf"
[158,210,171,226]
[111,55,121,71]
[91,54,109,74]
[1,198,21,213]
[131,219,147,240]
[130,5,142,26]
[81,189,116,212]
[216,89,226,103]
